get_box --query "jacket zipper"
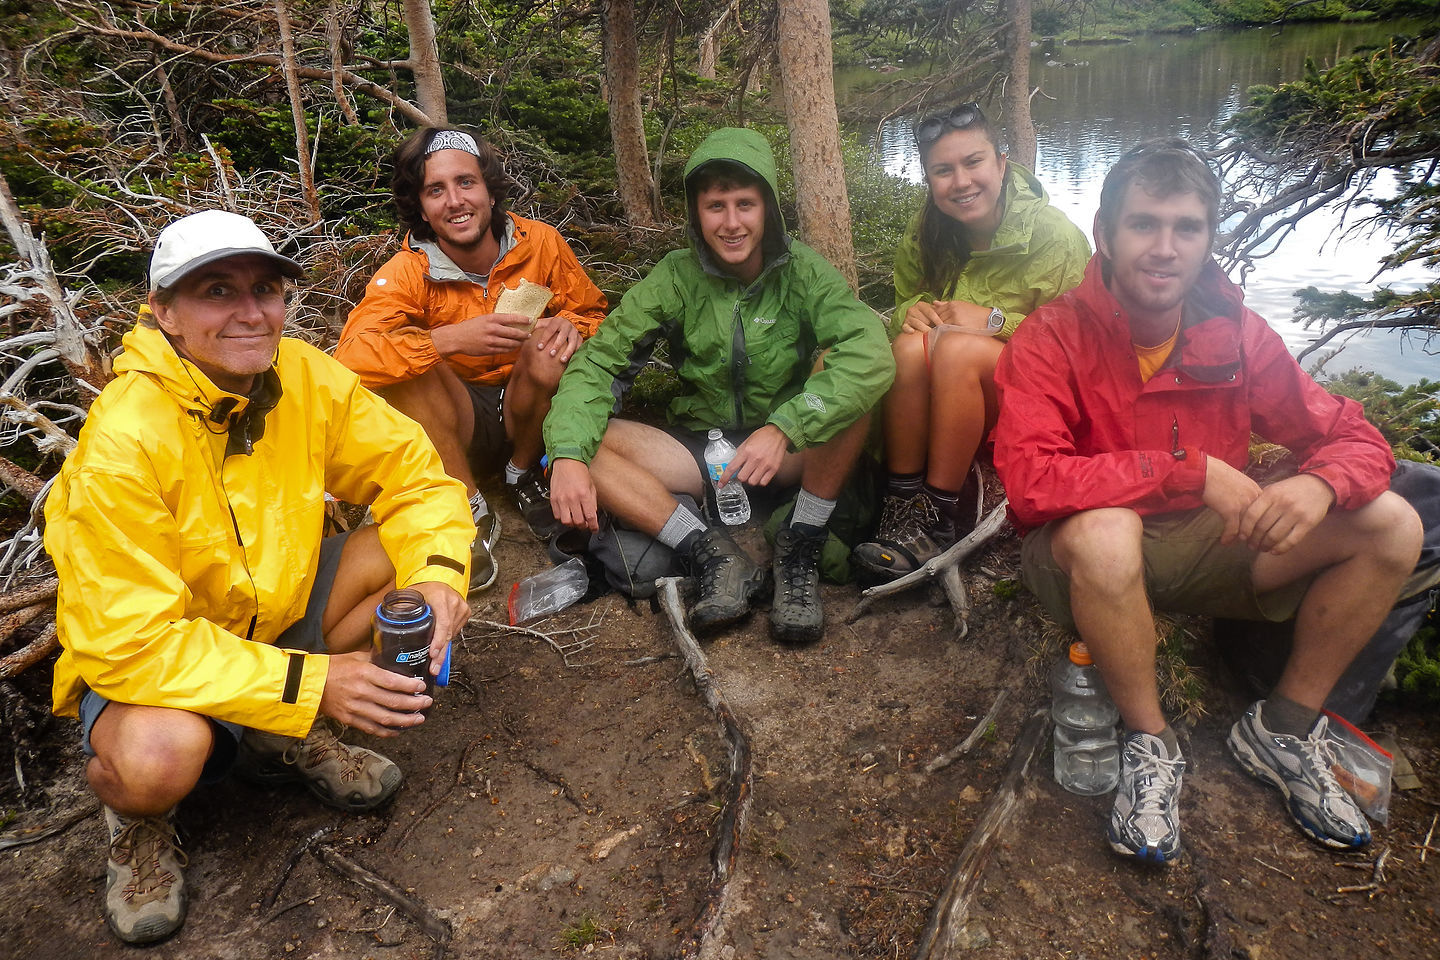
[729,292,746,428]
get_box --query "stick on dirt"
[311,842,453,955]
[914,707,1052,960]
[926,689,1009,774]
[655,576,753,959]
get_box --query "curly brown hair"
[391,127,511,243]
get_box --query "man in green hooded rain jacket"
[545,128,894,644]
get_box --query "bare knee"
[1354,490,1423,573]
[509,344,566,395]
[1051,508,1145,591]
[891,331,928,381]
[88,706,214,813]
[929,328,998,380]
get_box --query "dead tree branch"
[925,689,1009,774]
[311,842,453,956]
[0,622,59,680]
[915,708,1051,960]
[655,576,753,960]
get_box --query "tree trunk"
[775,0,858,290]
[274,0,320,223]
[698,0,739,81]
[402,0,447,125]
[1004,0,1037,168]
[602,0,658,226]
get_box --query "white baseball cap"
[149,210,304,291]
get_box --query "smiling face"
[419,149,497,265]
[922,126,1007,244]
[150,254,286,394]
[1097,182,1213,338]
[695,182,767,283]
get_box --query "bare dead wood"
[914,707,1051,960]
[846,501,1010,636]
[273,0,320,223]
[311,842,453,956]
[1331,844,1391,900]
[655,576,753,959]
[0,622,57,680]
[0,456,44,502]
[0,800,99,852]
[925,689,1009,774]
[326,2,360,124]
[0,602,48,644]
[263,823,339,911]
[0,577,57,613]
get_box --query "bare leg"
[377,366,478,493]
[798,412,871,500]
[882,332,931,476]
[924,328,1004,492]
[1048,507,1168,734]
[87,704,213,817]
[321,525,398,654]
[588,420,711,536]
[1252,490,1422,710]
[502,344,567,471]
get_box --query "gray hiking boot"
[470,490,500,591]
[851,493,955,581]
[236,718,403,812]
[1108,732,1186,864]
[1227,701,1371,849]
[103,806,187,944]
[770,526,825,645]
[687,527,764,633]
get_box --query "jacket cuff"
[1161,447,1207,495]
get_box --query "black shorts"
[78,530,353,783]
[465,383,511,477]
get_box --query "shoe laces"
[1128,749,1185,818]
[111,818,186,904]
[286,718,366,783]
[777,532,822,601]
[1296,717,1348,796]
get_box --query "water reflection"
[842,21,1436,383]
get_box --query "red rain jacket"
[993,256,1394,536]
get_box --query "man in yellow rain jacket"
[43,211,474,945]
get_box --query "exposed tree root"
[655,576,753,959]
[311,841,453,958]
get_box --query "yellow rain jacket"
[45,323,473,737]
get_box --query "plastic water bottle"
[703,428,751,525]
[1050,641,1120,796]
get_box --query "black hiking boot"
[770,525,825,645]
[687,527,764,633]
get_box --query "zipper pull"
[1171,416,1185,459]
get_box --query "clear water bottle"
[703,428,751,525]
[1050,641,1120,796]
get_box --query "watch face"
[987,308,1004,331]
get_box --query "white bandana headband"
[426,130,481,157]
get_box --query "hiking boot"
[770,526,825,645]
[1108,732,1186,864]
[236,718,403,812]
[469,490,500,591]
[1227,701,1371,849]
[509,466,561,541]
[103,806,187,945]
[851,493,955,581]
[687,527,764,633]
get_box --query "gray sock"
[657,503,707,550]
[1127,724,1181,758]
[791,488,836,530]
[1262,695,1320,738]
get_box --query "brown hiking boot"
[851,492,955,581]
[103,806,187,944]
[236,718,403,812]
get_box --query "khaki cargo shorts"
[1020,507,1315,629]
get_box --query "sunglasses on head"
[915,102,984,146]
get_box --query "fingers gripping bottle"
[372,588,435,710]
[1050,641,1121,795]
[704,428,751,525]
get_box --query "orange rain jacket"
[337,213,607,388]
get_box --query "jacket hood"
[984,163,1053,256]
[115,318,280,456]
[682,127,790,277]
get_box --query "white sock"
[504,460,525,485]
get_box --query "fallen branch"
[1332,845,1391,900]
[914,707,1051,960]
[846,501,1009,636]
[0,456,44,502]
[655,576,753,959]
[0,577,57,613]
[0,800,99,852]
[263,824,339,912]
[0,622,57,680]
[311,842,453,957]
[925,689,1009,774]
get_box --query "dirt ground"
[3,494,1439,960]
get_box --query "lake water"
[839,20,1437,384]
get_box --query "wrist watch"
[985,306,1004,334]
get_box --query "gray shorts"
[1020,507,1314,630]
[78,530,352,783]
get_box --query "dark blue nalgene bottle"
[372,588,435,704]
